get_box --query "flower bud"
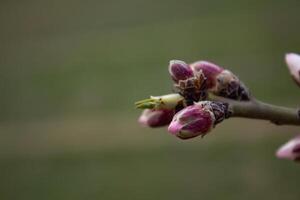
[190,61,223,89]
[215,70,250,100]
[276,135,300,162]
[169,60,194,83]
[285,53,300,86]
[139,109,175,127]
[168,101,228,139]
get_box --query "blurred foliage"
[0,0,300,199]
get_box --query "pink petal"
[276,135,300,161]
[285,53,300,86]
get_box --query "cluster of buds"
[136,53,300,165]
[136,94,229,139]
[135,59,243,140]
[169,60,250,102]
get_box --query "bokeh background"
[1,0,300,199]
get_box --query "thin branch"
[209,95,300,126]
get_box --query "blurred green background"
[1,0,300,199]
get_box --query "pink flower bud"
[190,61,223,88]
[276,135,300,162]
[138,109,175,128]
[168,60,194,83]
[168,101,218,139]
[285,53,300,86]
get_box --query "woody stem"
[209,95,300,126]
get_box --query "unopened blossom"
[190,61,224,88]
[276,135,300,162]
[169,60,194,83]
[168,101,228,139]
[139,109,175,127]
[285,53,300,86]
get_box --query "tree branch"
[209,95,300,126]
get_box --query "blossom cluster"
[136,53,300,163]
[137,60,245,139]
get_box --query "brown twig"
[209,94,300,126]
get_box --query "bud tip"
[285,52,300,86]
[168,60,193,82]
[276,135,300,162]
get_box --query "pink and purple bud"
[190,61,224,88]
[138,109,175,128]
[168,101,228,139]
[285,53,300,86]
[168,60,194,83]
[276,135,300,162]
